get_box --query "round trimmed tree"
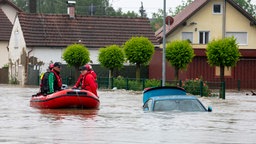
[206,37,241,83]
[98,45,125,88]
[166,40,195,80]
[62,43,90,80]
[123,36,155,80]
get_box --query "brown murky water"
[0,84,256,144]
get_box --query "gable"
[156,0,256,43]
[18,13,158,48]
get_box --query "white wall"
[0,42,9,68]
[28,47,100,74]
[8,17,27,85]
[0,4,18,24]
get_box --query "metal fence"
[96,77,226,99]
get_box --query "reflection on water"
[0,84,256,144]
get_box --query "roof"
[0,8,12,41]
[0,0,22,41]
[18,13,158,48]
[0,0,22,12]
[155,0,256,42]
[152,95,197,101]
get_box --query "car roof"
[150,95,198,101]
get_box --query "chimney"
[29,0,37,13]
[67,1,76,18]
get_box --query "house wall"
[225,3,256,49]
[0,42,8,67]
[27,47,99,75]
[0,2,19,68]
[167,0,256,50]
[151,0,256,89]
[8,17,27,85]
[149,49,256,89]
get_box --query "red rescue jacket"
[73,71,98,96]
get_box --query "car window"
[153,99,206,112]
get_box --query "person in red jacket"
[73,64,98,96]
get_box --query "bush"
[182,78,211,96]
[145,79,161,88]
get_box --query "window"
[213,4,222,14]
[182,32,193,43]
[199,31,209,44]
[226,32,247,45]
[215,66,232,77]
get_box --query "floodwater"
[0,84,256,144]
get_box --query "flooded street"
[0,84,256,144]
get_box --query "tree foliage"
[123,37,154,80]
[12,0,139,17]
[62,43,90,80]
[166,40,195,80]
[98,45,125,71]
[206,37,241,82]
[98,45,125,88]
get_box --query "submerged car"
[142,86,212,112]
[143,95,212,112]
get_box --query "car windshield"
[153,99,206,112]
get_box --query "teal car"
[143,95,212,112]
[143,86,212,112]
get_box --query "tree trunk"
[136,63,141,81]
[174,67,179,81]
[108,68,113,89]
[74,66,80,82]
[220,65,225,99]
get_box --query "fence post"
[126,77,129,90]
[237,80,240,91]
[179,80,182,87]
[142,79,145,90]
[111,77,114,89]
[220,81,226,99]
[200,81,203,96]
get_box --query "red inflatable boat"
[30,89,100,109]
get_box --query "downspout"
[222,0,226,38]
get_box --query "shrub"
[182,78,211,96]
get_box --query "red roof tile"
[18,13,158,48]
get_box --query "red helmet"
[80,64,92,71]
[49,63,54,70]
[85,64,92,71]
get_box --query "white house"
[0,0,22,68]
[8,3,158,85]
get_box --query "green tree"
[62,44,90,80]
[98,45,125,88]
[12,0,139,17]
[165,40,195,80]
[234,0,256,17]
[150,0,193,31]
[206,37,241,83]
[123,37,155,80]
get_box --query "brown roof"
[0,0,22,41]
[18,13,158,48]
[0,9,12,41]
[155,0,256,42]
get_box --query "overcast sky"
[110,0,256,18]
